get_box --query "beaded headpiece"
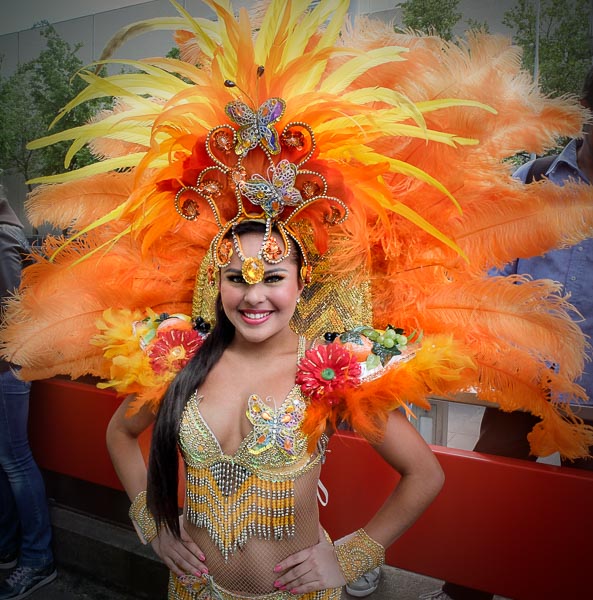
[173,72,347,286]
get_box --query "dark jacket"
[0,191,29,372]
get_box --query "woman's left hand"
[271,524,346,593]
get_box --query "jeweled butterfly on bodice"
[246,391,306,458]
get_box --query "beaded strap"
[129,490,158,544]
[334,528,385,584]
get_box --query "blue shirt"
[505,139,593,403]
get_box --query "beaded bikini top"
[178,336,327,559]
[179,388,313,471]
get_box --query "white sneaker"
[345,567,381,597]
[419,591,454,600]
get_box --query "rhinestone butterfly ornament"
[225,97,285,156]
[173,66,349,285]
[246,394,306,458]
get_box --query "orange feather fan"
[1,0,593,459]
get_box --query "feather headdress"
[2,0,593,458]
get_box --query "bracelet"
[334,528,385,584]
[129,490,158,544]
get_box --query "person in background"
[0,188,56,600]
[419,64,593,600]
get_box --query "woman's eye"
[265,275,283,283]
[228,275,246,284]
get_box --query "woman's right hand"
[151,518,208,578]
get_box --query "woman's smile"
[240,310,273,324]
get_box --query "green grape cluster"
[362,326,408,350]
[357,325,409,369]
[332,325,413,370]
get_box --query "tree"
[503,0,593,98]
[0,59,43,187]
[397,0,462,40]
[0,24,110,190]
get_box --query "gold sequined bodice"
[179,386,312,472]
[178,336,327,560]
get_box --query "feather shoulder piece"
[297,326,477,451]
[91,309,210,414]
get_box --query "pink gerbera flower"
[147,328,203,375]
[296,343,361,403]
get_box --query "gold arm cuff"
[129,490,158,545]
[334,528,385,584]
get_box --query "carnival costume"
[2,0,593,596]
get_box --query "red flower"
[296,343,361,403]
[147,328,203,375]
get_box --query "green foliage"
[397,0,462,40]
[166,46,181,59]
[465,19,490,35]
[0,23,111,187]
[0,59,42,185]
[503,0,593,98]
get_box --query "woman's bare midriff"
[182,462,322,595]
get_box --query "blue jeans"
[0,370,53,568]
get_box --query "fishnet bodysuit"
[175,339,340,598]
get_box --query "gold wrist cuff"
[334,528,385,584]
[129,490,158,544]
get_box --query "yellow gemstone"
[242,257,265,284]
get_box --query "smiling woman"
[2,0,593,598]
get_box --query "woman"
[107,219,445,598]
[2,1,592,597]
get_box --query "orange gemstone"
[181,198,199,218]
[217,239,233,264]
[262,238,282,261]
[213,129,233,153]
[301,180,321,199]
[242,257,265,284]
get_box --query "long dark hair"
[147,295,234,535]
[146,219,302,536]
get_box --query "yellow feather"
[139,57,210,86]
[201,0,244,79]
[254,0,292,64]
[48,70,160,130]
[280,0,344,65]
[27,153,146,185]
[97,17,208,62]
[97,8,222,64]
[312,0,350,53]
[320,47,408,94]
[177,0,225,59]
[415,98,497,115]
